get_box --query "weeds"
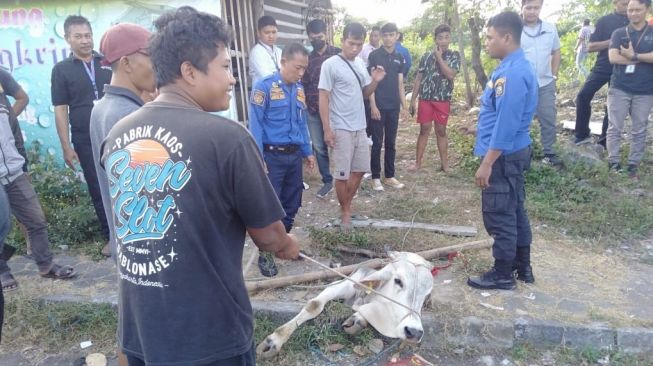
[2,296,118,353]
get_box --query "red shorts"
[417,100,450,125]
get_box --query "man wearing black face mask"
[302,19,341,198]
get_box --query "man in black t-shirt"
[368,22,406,191]
[100,7,299,365]
[606,0,653,178]
[574,0,629,146]
[51,15,112,256]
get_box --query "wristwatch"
[632,53,639,62]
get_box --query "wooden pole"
[246,239,493,292]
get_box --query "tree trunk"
[451,0,474,107]
[468,15,488,90]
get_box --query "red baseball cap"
[100,23,151,66]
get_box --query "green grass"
[449,127,653,245]
[510,343,653,366]
[2,296,118,353]
[254,301,379,357]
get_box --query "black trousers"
[370,108,400,179]
[575,71,611,142]
[481,147,533,262]
[73,139,109,240]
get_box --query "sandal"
[40,263,76,279]
[1,271,18,292]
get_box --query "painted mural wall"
[0,0,237,163]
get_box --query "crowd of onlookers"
[1,0,652,363]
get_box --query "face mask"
[311,39,326,50]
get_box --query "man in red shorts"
[409,24,460,173]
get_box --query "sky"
[331,0,567,28]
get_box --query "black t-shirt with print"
[368,47,405,110]
[609,25,653,95]
[100,101,285,365]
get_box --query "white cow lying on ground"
[257,251,434,359]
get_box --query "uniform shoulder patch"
[252,90,265,106]
[494,77,506,97]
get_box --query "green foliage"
[7,143,104,257]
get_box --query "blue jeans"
[307,112,332,184]
[263,151,303,232]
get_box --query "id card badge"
[625,64,636,74]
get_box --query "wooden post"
[246,239,493,292]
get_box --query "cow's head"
[354,251,433,343]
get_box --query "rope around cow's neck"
[297,252,422,319]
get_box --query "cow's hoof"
[342,315,367,335]
[256,337,280,359]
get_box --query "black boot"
[513,247,535,283]
[258,252,278,277]
[467,260,516,290]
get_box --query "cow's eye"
[394,278,404,288]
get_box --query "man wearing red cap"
[90,23,155,259]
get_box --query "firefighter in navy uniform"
[468,11,538,290]
[249,43,315,277]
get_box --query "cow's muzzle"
[403,326,424,343]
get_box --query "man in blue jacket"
[249,43,315,277]
[468,11,538,290]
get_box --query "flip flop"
[40,263,76,279]
[1,271,18,292]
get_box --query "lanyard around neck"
[259,42,279,71]
[627,24,649,52]
[82,59,99,100]
[522,21,543,38]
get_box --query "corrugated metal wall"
[222,0,333,123]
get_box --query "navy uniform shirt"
[474,49,538,157]
[51,52,112,144]
[249,72,312,157]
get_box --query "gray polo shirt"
[521,20,560,87]
[318,55,371,131]
[90,85,144,255]
[0,103,25,185]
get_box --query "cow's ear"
[360,268,392,289]
[387,251,400,260]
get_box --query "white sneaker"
[372,179,384,191]
[383,177,405,189]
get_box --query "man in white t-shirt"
[359,25,380,66]
[319,23,385,231]
[249,15,283,86]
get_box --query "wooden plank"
[277,31,306,40]
[245,239,493,292]
[335,219,477,237]
[274,0,309,8]
[276,19,306,30]
[264,4,303,19]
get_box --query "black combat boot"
[513,247,535,283]
[467,260,516,290]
